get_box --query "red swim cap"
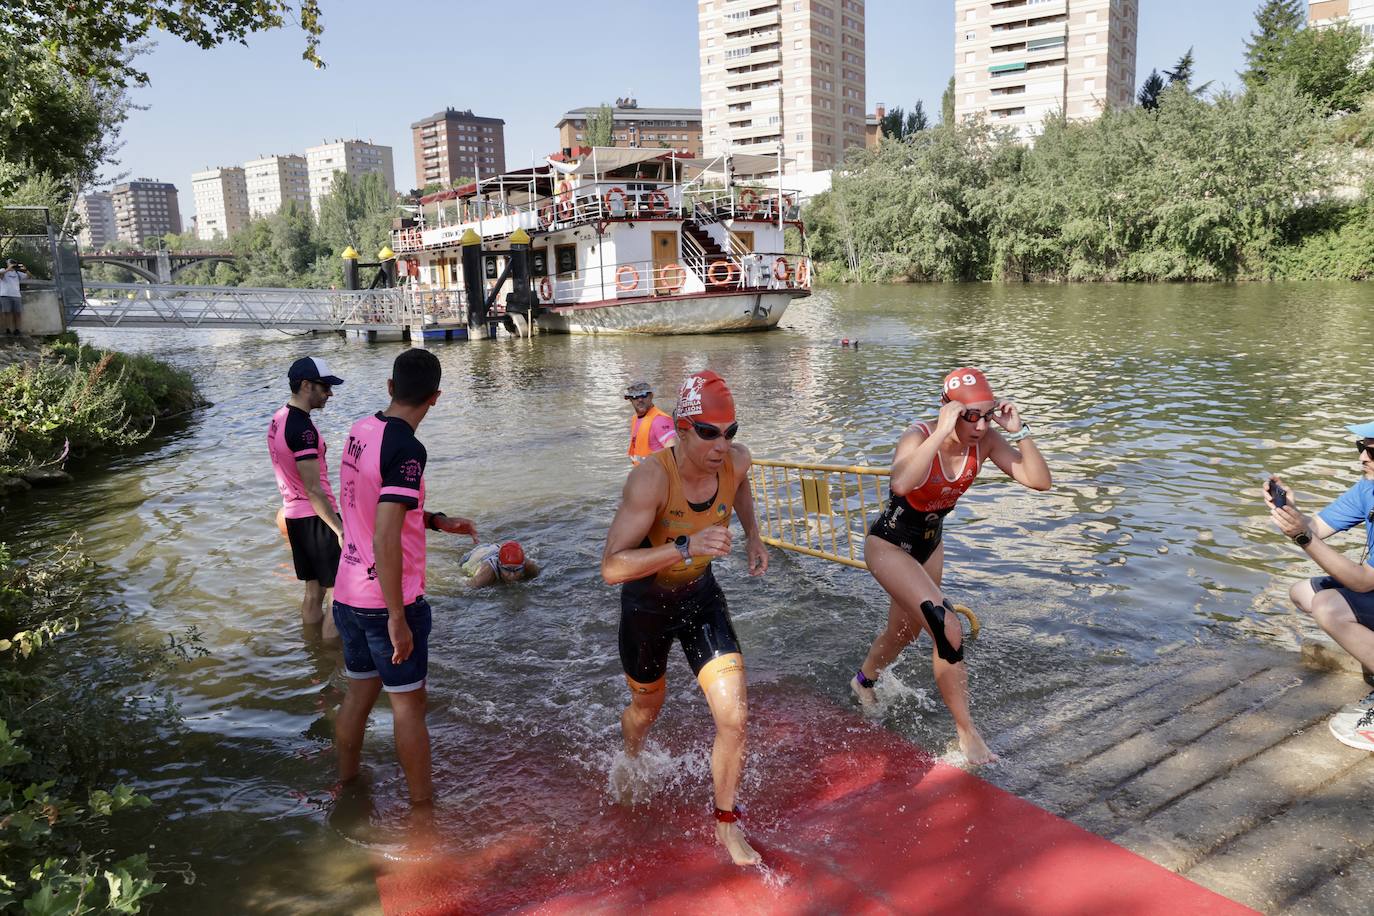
[942,367,995,405]
[498,541,525,567]
[675,370,736,427]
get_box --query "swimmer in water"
[460,540,541,588]
[851,367,1051,766]
[601,370,769,866]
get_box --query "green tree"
[880,102,930,140]
[1138,69,1166,109]
[1241,0,1306,90]
[1165,47,1213,96]
[585,103,615,147]
[941,75,956,124]
[1264,22,1374,112]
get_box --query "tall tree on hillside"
[585,103,615,147]
[941,75,956,124]
[1138,69,1166,109]
[1165,47,1213,96]
[1241,0,1306,90]
[881,102,930,140]
[1265,21,1374,111]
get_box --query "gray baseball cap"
[624,380,652,398]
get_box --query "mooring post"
[460,228,485,330]
[507,227,535,320]
[341,246,359,291]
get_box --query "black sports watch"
[1292,529,1312,547]
[674,535,694,565]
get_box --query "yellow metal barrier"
[748,457,980,638]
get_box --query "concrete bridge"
[79,250,238,284]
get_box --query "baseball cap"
[625,380,652,398]
[288,356,344,386]
[941,367,995,405]
[1348,421,1374,440]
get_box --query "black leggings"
[869,498,950,565]
[619,573,741,684]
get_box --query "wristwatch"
[1006,423,1032,443]
[674,535,694,565]
[1292,529,1312,547]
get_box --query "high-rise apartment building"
[191,166,250,241]
[555,99,704,156]
[698,0,867,174]
[305,139,395,211]
[74,192,116,251]
[244,154,310,218]
[411,109,506,188]
[954,0,1137,142]
[1309,0,1374,40]
[111,179,182,245]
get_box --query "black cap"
[288,356,344,386]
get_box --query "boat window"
[484,256,499,279]
[555,244,577,276]
[532,250,548,277]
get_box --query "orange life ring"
[659,262,686,292]
[738,188,760,214]
[557,180,574,216]
[603,186,627,214]
[539,203,555,228]
[615,264,639,291]
[537,276,553,301]
[647,189,670,214]
[795,258,809,286]
[707,260,738,285]
[773,256,791,283]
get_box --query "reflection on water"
[4,282,1371,910]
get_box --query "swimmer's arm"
[374,502,408,617]
[465,564,496,589]
[601,463,682,585]
[523,559,541,580]
[888,426,940,496]
[296,457,344,538]
[732,444,769,576]
[985,430,1052,491]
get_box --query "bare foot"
[715,820,761,866]
[850,674,878,712]
[957,725,998,766]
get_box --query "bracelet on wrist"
[427,511,447,531]
[1005,423,1033,443]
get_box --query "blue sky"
[116,0,1261,216]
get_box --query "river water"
[4,282,1371,910]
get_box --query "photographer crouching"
[1266,421,1374,752]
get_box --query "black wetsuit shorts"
[285,515,342,587]
[868,497,950,566]
[619,569,741,685]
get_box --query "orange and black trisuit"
[627,405,670,464]
[869,420,984,565]
[619,447,743,686]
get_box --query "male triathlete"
[267,356,345,637]
[625,380,676,465]
[333,349,477,810]
[601,370,769,866]
[1267,420,1374,751]
[460,540,542,588]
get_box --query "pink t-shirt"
[335,412,428,609]
[648,414,676,451]
[267,404,337,519]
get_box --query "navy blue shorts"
[333,597,432,692]
[1310,577,1374,630]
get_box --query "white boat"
[391,147,812,336]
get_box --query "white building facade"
[244,155,310,218]
[698,0,867,174]
[954,0,1138,142]
[305,140,395,212]
[75,192,116,250]
[191,167,249,241]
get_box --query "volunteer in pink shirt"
[333,349,476,811]
[267,356,345,637]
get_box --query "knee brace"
[919,599,964,665]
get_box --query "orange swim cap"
[498,541,525,567]
[942,367,995,405]
[675,370,736,427]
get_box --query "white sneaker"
[1328,704,1374,752]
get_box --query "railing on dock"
[71,282,417,330]
[749,458,890,570]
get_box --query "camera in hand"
[1267,479,1287,508]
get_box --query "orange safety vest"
[628,405,671,463]
[641,448,737,590]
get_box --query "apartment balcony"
[987,0,1066,29]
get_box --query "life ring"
[647,189,670,214]
[537,276,553,301]
[773,256,791,283]
[738,188,760,214]
[659,262,686,292]
[795,258,809,287]
[557,179,573,215]
[707,260,737,285]
[615,264,639,291]
[538,203,555,228]
[603,186,628,214]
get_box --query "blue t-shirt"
[1317,478,1374,567]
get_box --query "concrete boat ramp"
[981,640,1373,914]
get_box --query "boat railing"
[532,252,812,308]
[404,286,468,325]
[680,231,709,287]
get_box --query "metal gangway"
[69,282,424,331]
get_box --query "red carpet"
[373,689,1255,915]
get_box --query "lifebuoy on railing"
[707,260,738,286]
[537,276,554,302]
[647,189,670,214]
[603,186,628,215]
[773,256,792,284]
[557,180,573,215]
[659,262,686,292]
[539,204,555,229]
[738,188,760,214]
[795,258,810,287]
[615,264,640,291]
